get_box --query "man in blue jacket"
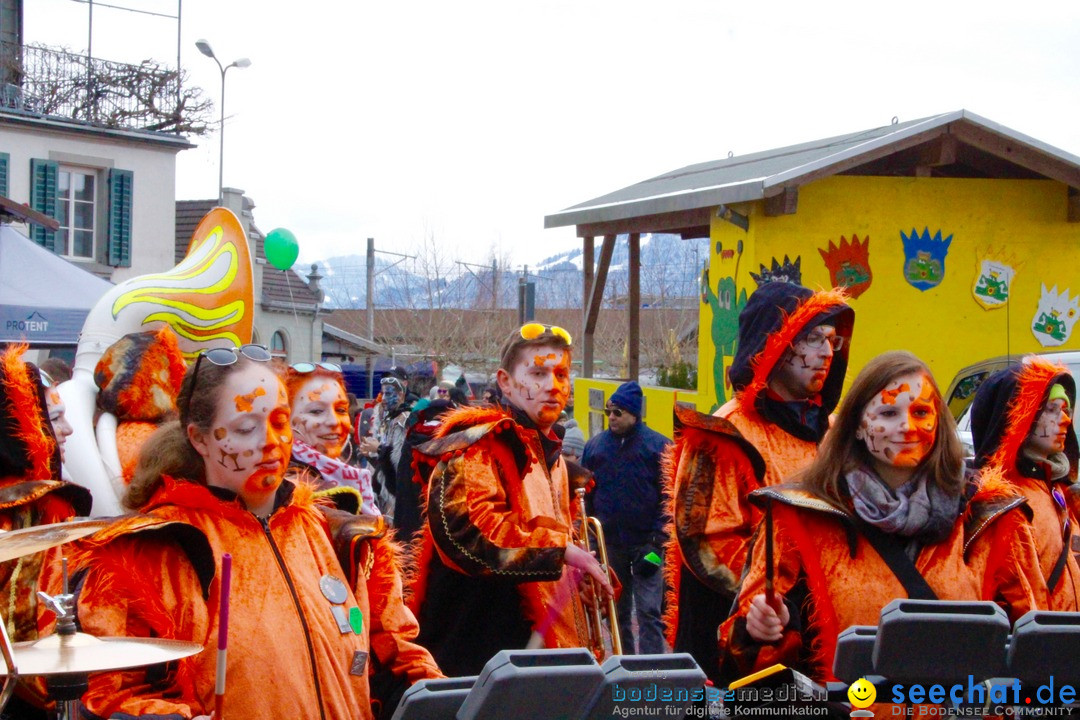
[582,381,671,654]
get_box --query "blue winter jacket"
[581,422,671,549]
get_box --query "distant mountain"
[315,234,708,310]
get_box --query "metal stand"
[38,585,81,720]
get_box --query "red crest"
[818,235,872,298]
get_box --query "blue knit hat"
[609,381,643,418]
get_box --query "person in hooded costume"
[0,344,91,716]
[663,282,853,683]
[971,356,1080,610]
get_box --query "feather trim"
[660,438,683,648]
[737,288,850,417]
[1,344,55,480]
[433,405,511,439]
[988,357,1067,473]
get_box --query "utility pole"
[366,237,375,399]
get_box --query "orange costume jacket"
[971,357,1080,611]
[411,405,590,677]
[74,477,439,720]
[663,284,852,681]
[718,478,1044,696]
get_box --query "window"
[56,167,96,259]
[270,331,287,360]
[29,158,132,267]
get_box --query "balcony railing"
[0,42,209,134]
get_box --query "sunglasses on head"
[381,377,404,391]
[519,322,573,346]
[38,369,54,389]
[184,344,272,422]
[291,361,342,374]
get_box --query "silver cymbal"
[0,519,111,563]
[1,633,203,676]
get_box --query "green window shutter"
[107,168,134,267]
[0,153,9,197]
[29,158,58,251]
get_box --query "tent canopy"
[0,225,113,346]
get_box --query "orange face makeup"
[289,377,352,458]
[198,366,291,506]
[857,372,939,469]
[499,345,571,431]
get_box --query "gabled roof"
[545,110,1080,231]
[322,323,390,356]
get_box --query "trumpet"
[574,488,623,658]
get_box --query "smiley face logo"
[847,677,876,709]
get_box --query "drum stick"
[215,553,232,720]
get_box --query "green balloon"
[264,228,299,270]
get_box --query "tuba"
[575,487,623,658]
[60,208,254,515]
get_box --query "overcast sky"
[25,0,1080,271]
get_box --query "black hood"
[728,282,854,425]
[971,359,1079,481]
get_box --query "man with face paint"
[665,282,853,683]
[410,323,614,676]
[971,356,1080,610]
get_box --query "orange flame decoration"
[109,210,254,359]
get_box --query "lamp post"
[195,39,250,205]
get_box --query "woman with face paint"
[718,351,1046,694]
[74,346,441,720]
[285,362,379,516]
[971,356,1080,611]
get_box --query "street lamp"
[195,39,251,205]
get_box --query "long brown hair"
[799,350,963,509]
[126,355,284,510]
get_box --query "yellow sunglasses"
[519,322,573,346]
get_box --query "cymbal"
[0,518,111,563]
[2,633,202,676]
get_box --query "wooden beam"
[949,123,1080,189]
[0,195,60,230]
[769,125,950,194]
[764,186,798,216]
[1069,188,1080,224]
[583,234,615,377]
[582,236,595,375]
[628,233,640,381]
[576,207,712,239]
[914,134,959,167]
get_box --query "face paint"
[195,364,292,508]
[498,344,571,431]
[857,372,939,469]
[769,325,838,401]
[1025,397,1072,460]
[45,390,73,462]
[290,377,352,458]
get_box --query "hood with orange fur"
[0,343,59,481]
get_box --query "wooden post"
[584,235,616,378]
[628,232,640,381]
[582,236,594,376]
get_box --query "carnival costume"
[971,356,1080,610]
[74,478,439,719]
[410,404,590,677]
[663,283,852,682]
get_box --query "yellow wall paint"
[573,378,703,440]
[697,176,1080,408]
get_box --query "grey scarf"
[1021,448,1070,481]
[846,467,960,550]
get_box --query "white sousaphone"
[60,208,254,515]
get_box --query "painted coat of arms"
[1032,284,1080,347]
[818,235,872,298]
[901,227,952,291]
[971,248,1017,310]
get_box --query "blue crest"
[901,227,952,291]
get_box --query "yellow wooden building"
[545,111,1080,438]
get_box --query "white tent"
[0,225,113,345]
